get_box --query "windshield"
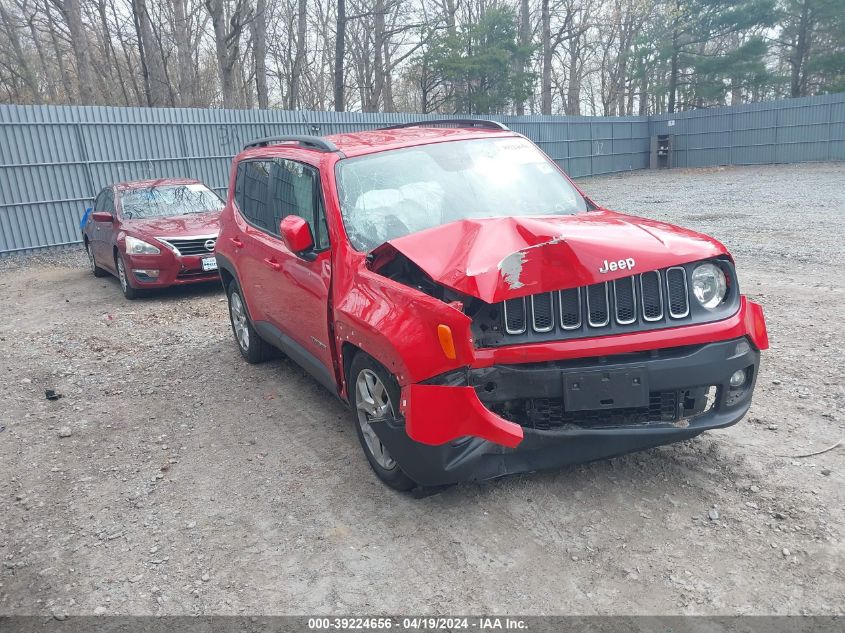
[119,184,224,219]
[336,137,587,251]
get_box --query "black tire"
[349,352,416,492]
[226,279,269,363]
[85,240,107,277]
[115,252,139,300]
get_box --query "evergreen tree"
[659,0,777,111]
[426,7,536,115]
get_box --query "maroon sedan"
[81,178,224,299]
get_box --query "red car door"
[91,187,117,269]
[232,158,335,390]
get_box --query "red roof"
[324,126,517,157]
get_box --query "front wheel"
[227,279,269,363]
[350,353,416,492]
[115,253,139,300]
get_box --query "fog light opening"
[729,369,747,388]
[132,269,160,281]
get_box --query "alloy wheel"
[355,369,397,470]
[229,291,250,351]
[86,243,96,273]
[116,256,128,292]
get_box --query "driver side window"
[234,158,329,250]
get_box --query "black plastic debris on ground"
[45,389,63,401]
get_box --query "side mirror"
[280,215,314,254]
[91,211,113,223]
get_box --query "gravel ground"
[1,162,843,617]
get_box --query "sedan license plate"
[563,367,648,411]
[201,256,218,272]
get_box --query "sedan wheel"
[115,254,138,299]
[86,242,106,277]
[117,256,128,291]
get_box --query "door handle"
[229,237,244,248]
[263,258,281,271]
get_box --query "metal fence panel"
[1,94,844,254]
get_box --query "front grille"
[586,283,610,326]
[640,270,663,321]
[666,267,689,317]
[522,391,680,430]
[493,265,700,340]
[531,293,554,332]
[559,288,581,329]
[158,236,217,256]
[503,297,527,334]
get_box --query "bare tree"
[205,0,251,107]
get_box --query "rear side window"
[234,158,329,250]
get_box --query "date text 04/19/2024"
[307,617,528,630]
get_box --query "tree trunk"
[287,0,306,109]
[366,0,386,112]
[253,0,268,108]
[334,0,346,111]
[541,0,552,114]
[638,72,648,115]
[173,0,195,106]
[790,0,810,98]
[132,0,170,106]
[383,40,395,112]
[206,0,243,108]
[566,45,580,115]
[516,0,530,115]
[0,2,41,102]
[668,26,679,113]
[55,0,99,104]
[26,11,59,102]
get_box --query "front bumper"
[124,251,220,288]
[377,336,761,487]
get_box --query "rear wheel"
[115,253,139,300]
[85,240,107,277]
[227,279,269,363]
[350,353,416,492]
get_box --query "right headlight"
[691,262,727,310]
[125,235,161,255]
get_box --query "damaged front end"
[343,215,768,485]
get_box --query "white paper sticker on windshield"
[186,184,207,192]
[493,139,546,164]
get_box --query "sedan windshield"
[120,184,224,219]
[336,137,587,251]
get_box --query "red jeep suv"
[215,121,768,492]
[82,178,224,299]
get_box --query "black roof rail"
[379,118,510,131]
[243,135,339,153]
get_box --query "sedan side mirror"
[91,211,113,223]
[279,215,314,254]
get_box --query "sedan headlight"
[691,262,727,309]
[125,235,161,255]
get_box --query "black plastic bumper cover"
[372,337,760,487]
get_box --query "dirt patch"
[1,163,844,616]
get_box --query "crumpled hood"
[123,211,221,238]
[373,211,728,303]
